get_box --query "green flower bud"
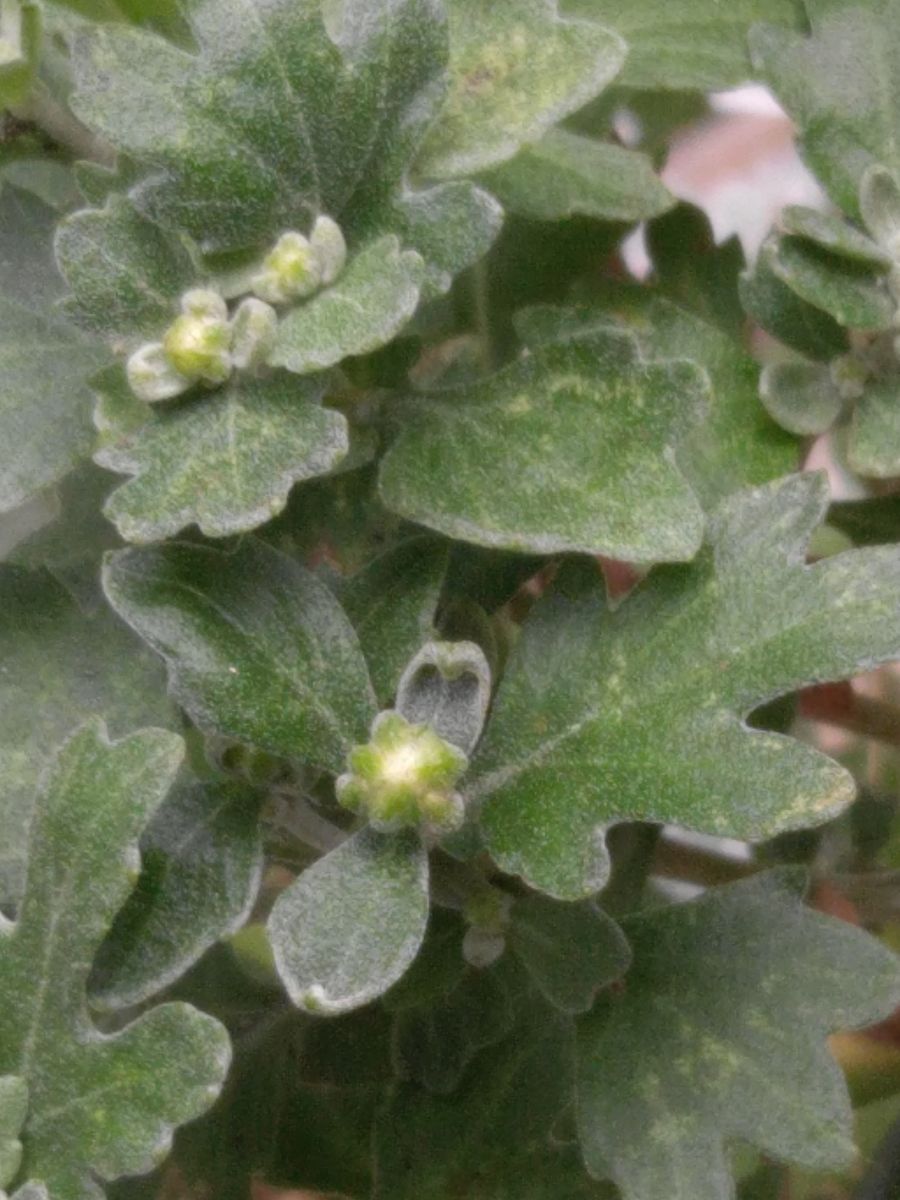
[336,710,467,833]
[309,214,347,286]
[252,231,322,304]
[230,297,277,370]
[163,288,232,384]
[126,341,191,403]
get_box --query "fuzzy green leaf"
[769,235,894,331]
[90,777,263,1010]
[56,195,196,341]
[760,360,842,437]
[417,0,625,179]
[379,331,708,560]
[566,0,804,91]
[103,539,376,775]
[516,295,800,508]
[780,205,891,269]
[478,130,673,223]
[471,473,900,898]
[849,374,900,478]
[270,237,425,375]
[268,827,429,1015]
[0,721,230,1200]
[95,369,348,542]
[0,1078,27,1190]
[341,537,449,706]
[0,566,174,908]
[577,870,900,1200]
[740,237,850,360]
[509,895,630,1014]
[751,4,900,218]
[0,185,106,513]
[69,0,496,286]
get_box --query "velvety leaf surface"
[740,238,849,361]
[55,194,195,341]
[577,870,900,1200]
[0,185,106,512]
[760,360,842,437]
[516,296,799,508]
[268,828,429,1015]
[103,539,376,774]
[780,205,891,268]
[69,0,495,285]
[95,369,348,542]
[417,0,625,179]
[270,237,425,375]
[0,566,174,908]
[379,331,708,560]
[477,130,672,223]
[0,1078,27,1189]
[470,473,900,898]
[769,235,893,331]
[90,776,264,1010]
[0,722,230,1200]
[849,374,900,478]
[391,965,513,1092]
[341,537,448,705]
[751,3,900,218]
[509,895,630,1014]
[566,0,803,91]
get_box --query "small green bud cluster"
[251,216,347,305]
[127,289,276,403]
[462,886,513,969]
[336,711,467,835]
[125,215,347,403]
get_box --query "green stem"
[12,82,114,164]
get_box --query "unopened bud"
[126,341,191,403]
[230,297,277,369]
[310,215,347,286]
[163,288,232,384]
[336,710,467,834]
[252,231,322,304]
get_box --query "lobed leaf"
[379,331,708,560]
[0,722,230,1200]
[577,870,900,1200]
[95,369,348,543]
[471,473,900,898]
[0,566,174,908]
[417,0,625,178]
